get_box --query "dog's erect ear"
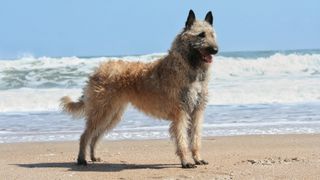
[185,10,196,29]
[204,11,213,25]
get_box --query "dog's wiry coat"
[61,10,218,168]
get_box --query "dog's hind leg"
[189,109,208,165]
[89,113,113,162]
[170,112,196,168]
[89,131,104,162]
[77,122,95,165]
[77,108,109,165]
[89,104,127,162]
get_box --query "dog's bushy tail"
[60,96,85,118]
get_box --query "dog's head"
[177,10,218,67]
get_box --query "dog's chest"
[181,79,204,113]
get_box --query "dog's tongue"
[204,54,213,63]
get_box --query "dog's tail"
[60,96,85,118]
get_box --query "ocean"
[1,49,320,143]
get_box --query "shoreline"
[0,132,319,144]
[1,134,319,179]
[2,101,320,143]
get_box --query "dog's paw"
[91,157,102,162]
[77,158,88,166]
[182,163,197,169]
[195,160,209,165]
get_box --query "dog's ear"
[204,11,213,25]
[185,10,196,29]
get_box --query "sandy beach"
[0,134,319,179]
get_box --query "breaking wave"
[1,51,320,112]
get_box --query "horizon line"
[1,48,319,60]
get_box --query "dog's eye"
[198,32,206,38]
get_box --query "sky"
[0,0,319,58]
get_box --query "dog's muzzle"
[206,46,219,55]
[199,46,218,63]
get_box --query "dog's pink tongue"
[204,54,213,63]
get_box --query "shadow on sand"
[13,162,180,172]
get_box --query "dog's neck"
[164,49,209,84]
[168,48,210,73]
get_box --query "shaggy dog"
[61,10,218,168]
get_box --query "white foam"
[0,88,82,112]
[213,53,320,78]
[209,77,320,105]
[0,52,320,112]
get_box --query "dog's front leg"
[189,109,208,165]
[170,112,196,168]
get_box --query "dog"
[61,10,218,168]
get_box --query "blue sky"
[0,0,319,58]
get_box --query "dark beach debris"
[243,157,302,165]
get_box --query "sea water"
[1,49,320,143]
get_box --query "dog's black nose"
[206,46,219,55]
[213,47,219,54]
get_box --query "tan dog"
[61,10,218,168]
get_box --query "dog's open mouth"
[200,50,213,63]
